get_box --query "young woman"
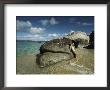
[69,42,76,58]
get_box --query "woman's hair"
[72,40,75,44]
[68,44,71,46]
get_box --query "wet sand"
[16,48,94,74]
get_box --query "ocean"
[16,40,45,57]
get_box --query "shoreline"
[16,48,94,74]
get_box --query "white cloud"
[50,17,58,25]
[17,20,32,29]
[17,34,47,41]
[64,33,68,36]
[22,33,66,41]
[40,17,58,26]
[82,22,93,26]
[28,35,45,41]
[76,22,93,26]
[47,33,62,40]
[17,20,45,34]
[17,20,31,32]
[30,27,45,34]
[17,32,67,41]
[48,33,59,37]
[40,20,49,26]
[70,30,75,33]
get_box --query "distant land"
[16,40,46,42]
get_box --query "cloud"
[48,33,59,37]
[17,20,31,32]
[40,17,58,26]
[17,34,47,41]
[64,33,68,36]
[17,32,68,41]
[47,33,63,40]
[17,33,63,41]
[50,17,58,25]
[70,30,75,33]
[40,20,49,26]
[82,22,93,26]
[76,21,92,26]
[17,20,45,34]
[30,27,45,34]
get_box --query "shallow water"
[17,40,45,56]
[16,41,94,74]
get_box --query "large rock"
[37,32,90,67]
[40,38,72,54]
[38,52,73,67]
[84,31,94,49]
[89,31,94,46]
[37,38,75,67]
[65,31,89,45]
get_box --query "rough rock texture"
[40,38,72,54]
[89,31,94,48]
[37,38,74,67]
[65,31,89,45]
[38,52,73,67]
[84,31,94,49]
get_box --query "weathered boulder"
[89,31,94,47]
[40,38,72,54]
[37,32,90,67]
[38,52,73,67]
[83,31,94,49]
[37,38,75,67]
[65,31,89,45]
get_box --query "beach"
[16,41,94,74]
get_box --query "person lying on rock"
[69,42,76,58]
[72,40,79,48]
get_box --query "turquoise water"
[16,40,45,57]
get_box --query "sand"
[16,48,94,74]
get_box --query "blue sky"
[16,16,94,41]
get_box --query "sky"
[16,16,94,41]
